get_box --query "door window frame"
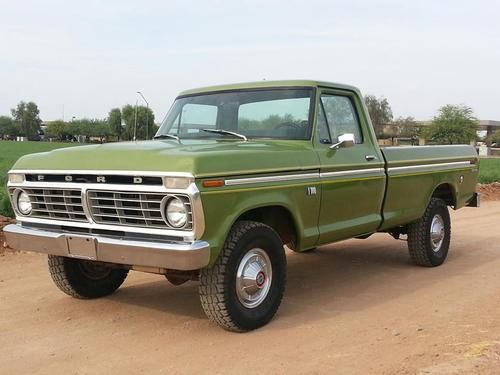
[313,88,369,147]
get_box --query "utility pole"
[137,91,150,139]
[133,99,138,141]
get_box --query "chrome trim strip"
[320,168,385,178]
[382,145,473,150]
[387,161,473,173]
[225,172,320,186]
[9,169,194,178]
[187,182,206,240]
[224,168,386,186]
[81,187,93,223]
[10,181,177,193]
[3,224,210,271]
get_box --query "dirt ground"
[1,202,500,374]
[477,182,500,201]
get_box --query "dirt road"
[1,202,500,374]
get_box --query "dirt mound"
[477,182,500,201]
[0,216,15,254]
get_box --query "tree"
[0,116,17,139]
[424,104,478,145]
[11,101,42,139]
[64,118,110,142]
[92,120,111,143]
[122,104,155,140]
[70,119,92,139]
[45,120,67,140]
[65,121,80,138]
[490,130,500,146]
[393,116,421,145]
[364,95,393,138]
[108,108,123,140]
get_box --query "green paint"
[8,81,479,266]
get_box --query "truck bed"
[379,145,478,230]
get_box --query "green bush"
[0,189,14,217]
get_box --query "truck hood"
[12,139,320,178]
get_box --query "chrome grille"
[87,190,192,230]
[10,188,86,222]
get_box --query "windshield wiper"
[153,134,180,141]
[202,129,248,141]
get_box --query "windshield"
[156,88,313,140]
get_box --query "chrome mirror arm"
[329,140,345,150]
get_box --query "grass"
[478,158,500,184]
[0,141,79,216]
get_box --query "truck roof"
[178,79,361,97]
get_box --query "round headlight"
[17,190,32,215]
[165,197,188,228]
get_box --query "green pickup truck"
[4,80,479,332]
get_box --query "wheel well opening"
[237,206,298,250]
[432,184,456,207]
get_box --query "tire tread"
[407,198,450,267]
[48,255,85,298]
[48,255,128,299]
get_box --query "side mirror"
[329,133,355,150]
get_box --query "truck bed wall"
[379,145,479,230]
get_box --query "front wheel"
[199,221,286,332]
[48,255,129,298]
[407,198,451,267]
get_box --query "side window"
[320,95,363,144]
[170,104,217,135]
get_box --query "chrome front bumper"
[3,224,210,271]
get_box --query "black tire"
[407,198,451,267]
[199,221,286,332]
[48,255,129,299]
[299,247,316,253]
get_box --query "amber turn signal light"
[203,179,225,188]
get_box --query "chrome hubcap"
[236,248,272,308]
[430,214,445,252]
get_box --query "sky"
[0,0,499,123]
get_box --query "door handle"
[365,155,377,161]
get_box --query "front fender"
[198,181,321,265]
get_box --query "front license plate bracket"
[67,235,97,260]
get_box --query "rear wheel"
[407,198,451,267]
[48,255,129,298]
[199,221,286,332]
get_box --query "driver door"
[315,89,386,244]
